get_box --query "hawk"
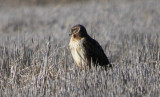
[69,24,112,69]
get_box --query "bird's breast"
[69,38,86,67]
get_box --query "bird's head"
[69,24,88,39]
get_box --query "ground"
[0,0,160,96]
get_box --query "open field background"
[0,0,160,96]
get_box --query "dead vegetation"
[0,0,160,96]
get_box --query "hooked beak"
[69,30,73,36]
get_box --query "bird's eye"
[71,29,75,32]
[71,26,79,33]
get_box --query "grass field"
[0,0,160,96]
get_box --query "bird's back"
[83,36,112,68]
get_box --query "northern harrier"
[69,24,112,69]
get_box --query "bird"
[69,24,112,69]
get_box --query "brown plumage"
[69,24,112,69]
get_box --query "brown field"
[0,0,160,96]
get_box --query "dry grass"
[0,0,160,96]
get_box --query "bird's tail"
[104,63,112,70]
[108,63,112,68]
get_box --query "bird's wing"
[83,37,111,67]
